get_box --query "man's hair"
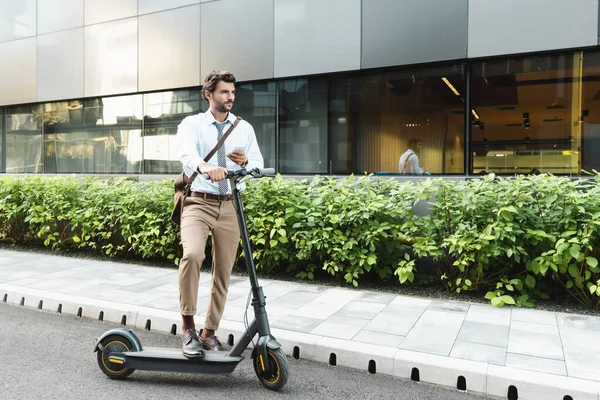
[201,71,236,102]
[408,138,421,149]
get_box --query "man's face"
[206,81,235,113]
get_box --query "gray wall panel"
[139,6,200,91]
[469,0,598,58]
[0,0,37,43]
[362,0,468,69]
[0,38,37,106]
[84,18,138,97]
[201,0,274,82]
[38,0,84,34]
[138,0,199,15]
[37,28,84,101]
[84,0,137,25]
[274,0,360,78]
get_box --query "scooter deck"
[119,347,245,375]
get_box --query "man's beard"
[215,101,233,113]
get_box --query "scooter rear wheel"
[253,348,289,391]
[97,334,136,379]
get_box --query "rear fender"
[94,328,143,353]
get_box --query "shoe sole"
[182,350,205,359]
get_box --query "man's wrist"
[241,158,248,168]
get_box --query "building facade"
[1,0,599,176]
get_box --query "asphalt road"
[0,302,489,400]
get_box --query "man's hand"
[227,150,247,166]
[198,164,228,183]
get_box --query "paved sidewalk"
[2,249,600,399]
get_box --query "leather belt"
[190,192,233,201]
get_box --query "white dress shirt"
[176,111,264,194]
[398,149,423,175]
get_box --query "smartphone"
[231,146,245,153]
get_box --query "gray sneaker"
[182,329,205,359]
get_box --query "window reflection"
[331,65,466,175]
[279,78,328,174]
[43,95,143,173]
[472,54,581,175]
[142,89,201,174]
[235,81,276,169]
[4,105,42,173]
[582,51,600,174]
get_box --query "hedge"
[0,173,599,308]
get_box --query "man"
[398,138,425,175]
[175,71,264,358]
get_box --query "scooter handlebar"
[202,167,276,181]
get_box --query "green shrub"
[1,172,599,308]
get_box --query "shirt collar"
[204,110,237,127]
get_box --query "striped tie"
[214,121,228,194]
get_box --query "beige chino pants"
[178,196,240,330]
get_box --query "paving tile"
[465,304,511,326]
[450,341,506,365]
[334,300,386,320]
[511,309,557,326]
[364,307,424,336]
[352,329,405,348]
[564,348,600,381]
[427,300,470,314]
[140,295,181,311]
[557,313,600,331]
[507,329,564,360]
[456,320,509,347]
[506,353,567,376]
[269,291,321,309]
[511,320,559,335]
[382,296,431,313]
[271,315,324,333]
[399,310,465,356]
[310,315,369,340]
[559,326,600,352]
[291,288,362,320]
[358,292,396,305]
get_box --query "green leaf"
[499,295,515,305]
[72,236,81,243]
[490,297,504,307]
[589,285,597,295]
[566,280,574,289]
[586,257,598,268]
[570,245,581,260]
[484,291,496,300]
[568,265,579,278]
[525,275,536,289]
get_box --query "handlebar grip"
[258,168,276,176]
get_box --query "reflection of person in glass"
[398,138,425,175]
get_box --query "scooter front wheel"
[97,334,136,379]
[253,348,289,391]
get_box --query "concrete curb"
[2,282,600,399]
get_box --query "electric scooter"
[94,167,289,391]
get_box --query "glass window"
[278,78,328,174]
[142,89,201,174]
[331,65,466,175]
[42,94,143,173]
[582,51,600,174]
[4,105,42,173]
[471,53,580,175]
[235,81,276,169]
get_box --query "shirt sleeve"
[243,123,264,170]
[175,117,204,174]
